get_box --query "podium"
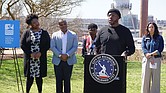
[84,54,126,93]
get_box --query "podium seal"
[89,54,119,84]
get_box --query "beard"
[108,19,119,26]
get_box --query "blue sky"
[64,0,166,20]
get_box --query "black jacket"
[82,39,87,57]
[20,29,50,77]
[95,25,135,56]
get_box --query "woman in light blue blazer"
[50,19,78,93]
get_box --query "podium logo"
[89,54,119,84]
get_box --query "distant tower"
[111,0,137,36]
[111,0,131,17]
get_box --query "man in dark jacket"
[95,8,135,56]
[94,8,135,93]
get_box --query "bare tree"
[2,0,84,19]
[68,18,83,34]
[0,0,5,18]
[23,0,84,17]
[0,0,2,17]
[6,0,20,20]
[65,18,84,42]
[39,17,59,35]
[1,0,84,37]
[39,17,84,36]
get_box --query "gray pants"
[141,57,161,93]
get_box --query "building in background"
[122,14,138,29]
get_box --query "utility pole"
[139,0,148,37]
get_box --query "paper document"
[150,63,157,69]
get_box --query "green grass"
[0,53,166,93]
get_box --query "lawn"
[0,52,166,93]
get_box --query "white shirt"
[61,31,68,54]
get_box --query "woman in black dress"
[21,14,50,93]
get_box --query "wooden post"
[139,0,148,37]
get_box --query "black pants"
[26,76,43,93]
[54,61,73,93]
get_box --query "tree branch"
[6,0,20,20]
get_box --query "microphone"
[89,42,95,55]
